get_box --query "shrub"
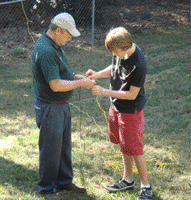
[11,46,28,56]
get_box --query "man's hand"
[86,69,100,80]
[81,78,96,90]
[91,85,103,96]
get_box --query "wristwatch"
[102,88,107,96]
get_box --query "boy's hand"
[91,85,103,96]
[86,69,99,80]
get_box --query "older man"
[31,12,95,195]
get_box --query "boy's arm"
[86,65,112,79]
[92,85,141,100]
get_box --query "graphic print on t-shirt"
[120,65,136,81]
[111,57,137,103]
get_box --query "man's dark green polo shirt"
[31,31,74,102]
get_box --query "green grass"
[0,24,191,200]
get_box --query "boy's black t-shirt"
[110,44,147,114]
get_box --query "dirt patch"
[0,45,31,67]
[155,49,190,62]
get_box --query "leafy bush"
[11,46,28,56]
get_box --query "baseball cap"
[51,12,80,37]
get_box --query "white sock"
[141,184,150,189]
[122,178,133,183]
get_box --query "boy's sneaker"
[138,186,152,200]
[104,179,135,192]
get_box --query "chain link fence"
[0,0,190,49]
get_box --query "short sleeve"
[130,67,147,87]
[40,52,60,83]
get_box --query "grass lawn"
[0,24,191,200]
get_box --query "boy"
[86,27,152,200]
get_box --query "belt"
[37,98,69,104]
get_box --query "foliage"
[11,46,28,56]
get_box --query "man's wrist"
[77,79,83,87]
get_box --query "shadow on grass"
[0,157,96,200]
[0,157,39,195]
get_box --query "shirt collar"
[43,30,60,50]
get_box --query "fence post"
[92,0,95,46]
[190,0,191,21]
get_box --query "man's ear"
[55,28,62,35]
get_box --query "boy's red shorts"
[108,106,145,156]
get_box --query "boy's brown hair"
[105,27,132,52]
